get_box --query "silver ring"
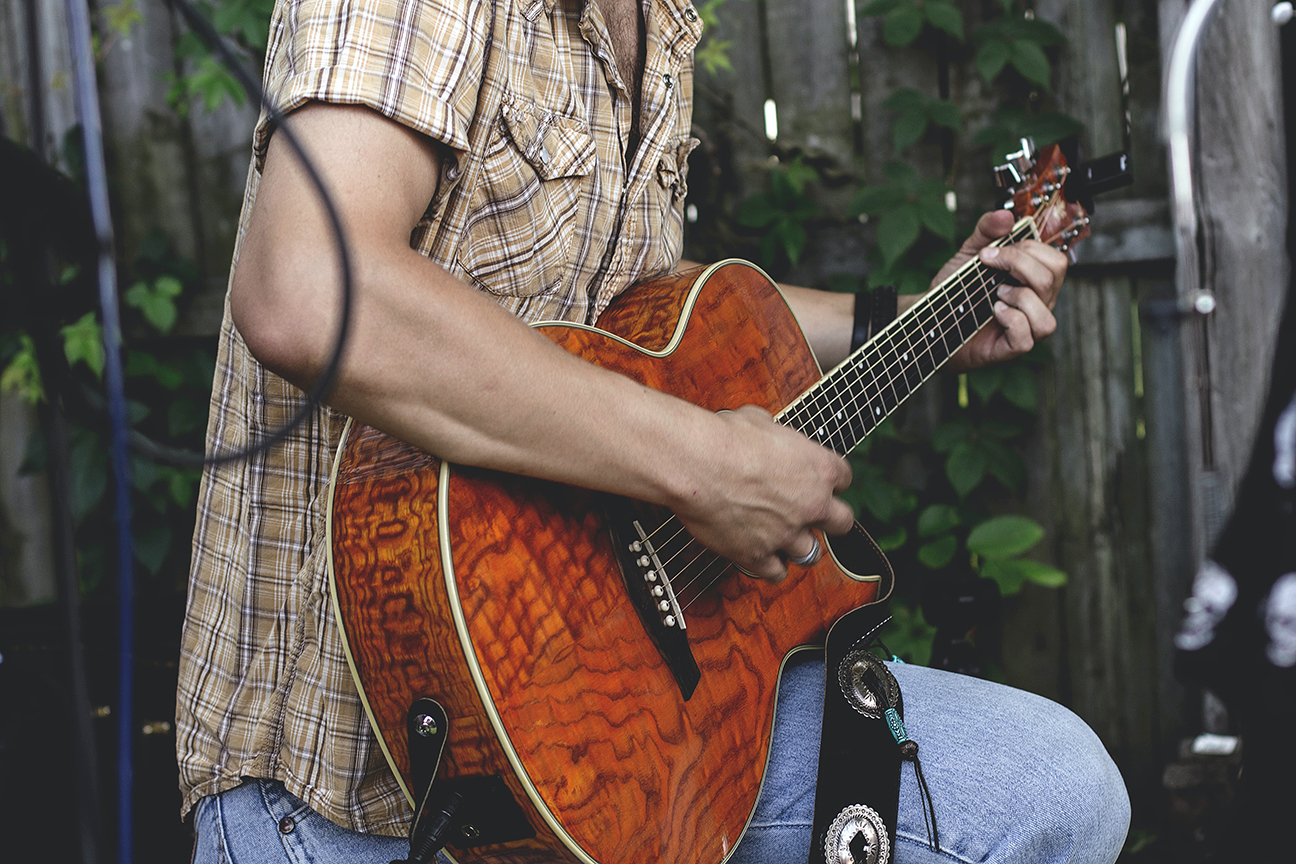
[788,535,823,567]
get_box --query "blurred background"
[0,0,1292,861]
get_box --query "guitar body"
[328,261,894,864]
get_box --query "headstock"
[995,138,1091,253]
[993,137,1134,255]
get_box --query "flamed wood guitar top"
[327,260,894,864]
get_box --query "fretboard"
[777,218,1038,454]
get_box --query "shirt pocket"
[456,97,596,299]
[650,136,700,273]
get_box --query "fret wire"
[776,221,1036,446]
[800,250,1016,442]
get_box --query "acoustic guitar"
[326,143,1091,864]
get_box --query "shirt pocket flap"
[500,101,595,181]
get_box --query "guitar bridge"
[607,499,701,700]
[629,520,687,630]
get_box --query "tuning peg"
[992,137,1037,189]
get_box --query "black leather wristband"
[850,291,872,354]
[849,285,898,353]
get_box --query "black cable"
[143,0,357,469]
[56,0,358,860]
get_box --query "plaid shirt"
[176,0,702,835]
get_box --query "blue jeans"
[193,659,1130,864]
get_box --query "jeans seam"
[896,829,976,864]
[212,790,234,864]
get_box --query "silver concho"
[838,650,899,719]
[825,803,890,864]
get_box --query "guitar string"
[779,263,1000,445]
[780,253,1009,450]
[672,228,1035,610]
[639,209,1082,609]
[779,219,1040,443]
[778,210,1075,456]
[652,230,1026,608]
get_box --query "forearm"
[238,240,727,512]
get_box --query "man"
[177,0,1131,861]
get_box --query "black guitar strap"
[807,604,939,864]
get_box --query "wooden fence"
[0,0,1289,833]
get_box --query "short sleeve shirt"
[175,0,703,835]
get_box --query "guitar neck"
[777,217,1039,455]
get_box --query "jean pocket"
[456,96,596,299]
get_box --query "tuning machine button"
[993,137,1037,189]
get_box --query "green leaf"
[878,599,934,665]
[982,438,1026,492]
[850,185,905,217]
[975,39,1012,82]
[968,366,1004,402]
[892,108,929,151]
[785,158,819,193]
[166,467,199,507]
[67,428,107,522]
[923,1,964,39]
[60,312,104,378]
[696,38,733,75]
[1010,39,1052,88]
[860,0,905,14]
[876,209,921,268]
[1009,18,1066,47]
[882,88,926,113]
[735,194,781,228]
[779,219,808,266]
[124,275,182,333]
[981,558,1066,595]
[930,418,972,453]
[875,525,908,551]
[917,534,957,569]
[168,399,207,438]
[1001,362,1037,410]
[0,334,44,403]
[853,466,912,523]
[917,192,955,240]
[917,503,960,538]
[133,522,172,576]
[1020,559,1067,587]
[130,455,160,492]
[126,349,184,390]
[928,99,962,130]
[884,5,924,46]
[972,108,1084,156]
[980,557,1027,595]
[882,161,919,185]
[104,0,142,36]
[946,441,987,498]
[980,417,1024,439]
[966,515,1044,558]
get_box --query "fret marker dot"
[958,305,965,313]
[929,330,935,339]
[875,407,881,416]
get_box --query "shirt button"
[663,73,673,89]
[684,6,698,21]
